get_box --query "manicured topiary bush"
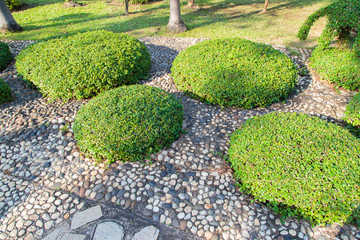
[0,79,12,104]
[298,0,360,90]
[298,0,360,56]
[229,112,360,226]
[6,0,22,10]
[0,42,13,71]
[16,30,151,101]
[117,0,153,4]
[171,38,297,109]
[74,85,183,163]
[129,0,152,4]
[344,93,360,127]
[309,48,360,90]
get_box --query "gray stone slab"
[93,221,124,240]
[132,226,160,240]
[42,223,70,240]
[60,233,86,240]
[71,205,103,230]
[42,228,61,240]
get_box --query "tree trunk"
[125,0,129,15]
[262,0,269,13]
[187,0,194,8]
[0,0,22,33]
[167,0,187,33]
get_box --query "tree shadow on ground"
[23,12,125,31]
[15,0,331,41]
[22,0,93,7]
[185,0,330,30]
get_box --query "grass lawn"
[3,0,334,48]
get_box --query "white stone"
[71,205,103,230]
[93,222,124,240]
[60,233,86,240]
[132,226,159,240]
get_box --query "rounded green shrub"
[129,0,152,4]
[344,93,360,127]
[0,79,12,104]
[171,38,297,109]
[309,47,360,90]
[118,0,153,4]
[6,0,22,10]
[229,112,360,226]
[74,85,183,163]
[16,30,151,100]
[0,42,13,71]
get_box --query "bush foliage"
[74,85,183,163]
[171,38,297,109]
[16,30,151,100]
[344,93,360,127]
[0,42,13,72]
[6,0,22,10]
[0,79,12,104]
[309,47,360,90]
[298,0,360,55]
[298,0,360,90]
[128,0,152,4]
[229,112,360,226]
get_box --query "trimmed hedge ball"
[16,30,151,100]
[344,93,360,127]
[171,38,297,109]
[0,42,13,71]
[229,112,360,226]
[6,0,22,10]
[0,79,12,104]
[309,47,360,90]
[73,85,183,163]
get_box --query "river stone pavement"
[0,37,359,240]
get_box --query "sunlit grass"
[3,0,334,48]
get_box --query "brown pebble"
[205,204,213,209]
[180,220,187,231]
[79,187,85,197]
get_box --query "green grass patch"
[229,112,360,226]
[15,30,151,100]
[171,38,297,109]
[4,0,334,48]
[73,85,184,163]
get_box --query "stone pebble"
[0,38,358,240]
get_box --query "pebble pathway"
[0,37,359,240]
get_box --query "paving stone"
[93,221,124,240]
[42,228,61,240]
[132,226,160,240]
[71,205,103,230]
[60,233,86,240]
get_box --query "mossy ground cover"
[15,30,151,100]
[73,85,183,163]
[171,38,297,109]
[5,0,332,48]
[229,112,360,226]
